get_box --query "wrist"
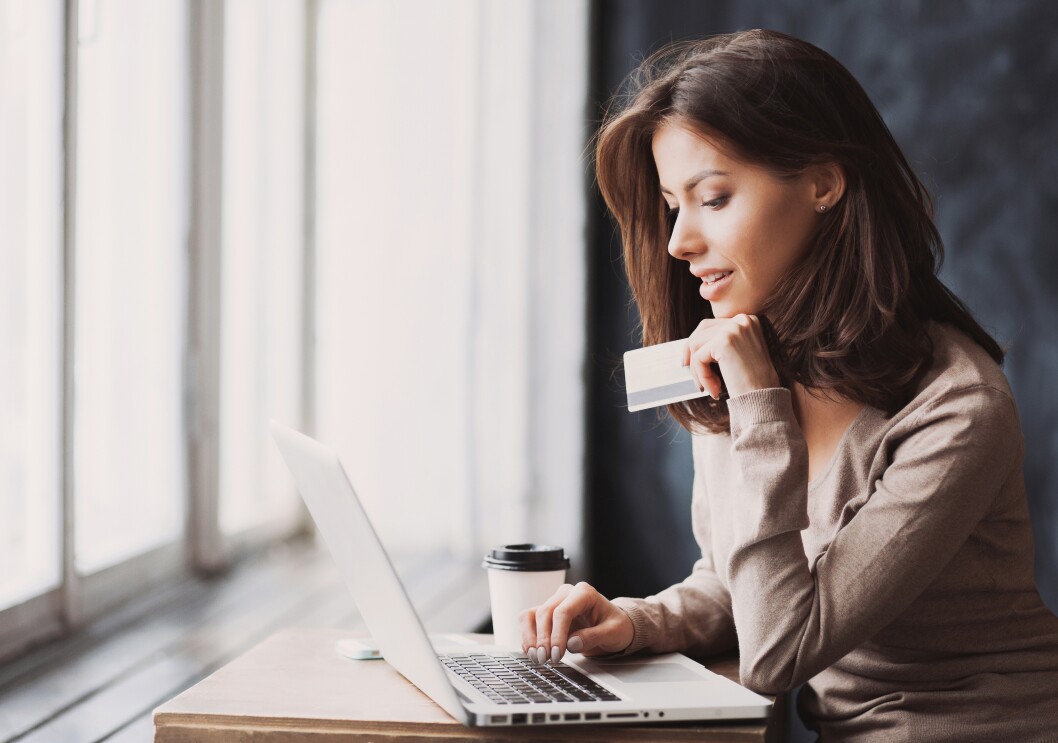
[727,375,781,399]
[609,599,650,655]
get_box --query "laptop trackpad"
[588,662,702,684]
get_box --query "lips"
[692,267,734,279]
[698,270,734,300]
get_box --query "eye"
[665,206,679,234]
[665,196,728,233]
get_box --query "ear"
[808,162,846,207]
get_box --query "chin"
[709,300,757,319]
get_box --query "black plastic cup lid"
[482,544,570,572]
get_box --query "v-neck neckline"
[807,404,872,491]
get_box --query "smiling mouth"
[702,271,733,285]
[699,270,734,301]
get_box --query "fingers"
[548,582,597,660]
[689,344,723,399]
[700,358,723,400]
[570,609,636,657]
[521,583,573,664]
[684,314,777,399]
[519,606,538,659]
[520,582,601,665]
[534,602,556,659]
[685,321,722,395]
[568,625,611,656]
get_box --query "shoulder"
[886,320,1022,462]
[914,319,1014,400]
[903,320,1018,420]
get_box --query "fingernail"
[534,646,544,665]
[551,646,561,663]
[567,636,583,653]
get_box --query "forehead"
[652,122,735,168]
[651,122,781,194]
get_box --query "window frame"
[0,0,68,659]
[188,0,314,570]
[0,0,589,665]
[0,0,315,662]
[65,0,193,620]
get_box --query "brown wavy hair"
[593,29,1004,434]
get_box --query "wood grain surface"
[153,628,784,742]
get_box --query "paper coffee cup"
[482,544,571,649]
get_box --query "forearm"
[608,562,737,658]
[723,385,1020,694]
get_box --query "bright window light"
[218,0,305,535]
[73,0,188,573]
[0,0,63,610]
[314,0,479,555]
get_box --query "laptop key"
[444,653,609,704]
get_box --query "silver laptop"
[270,421,771,728]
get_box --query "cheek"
[738,198,812,277]
[720,204,781,278]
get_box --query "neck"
[789,381,862,431]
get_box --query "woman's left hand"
[682,314,782,399]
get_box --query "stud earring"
[817,204,828,212]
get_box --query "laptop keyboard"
[440,653,622,705]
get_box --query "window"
[73,0,189,575]
[314,0,479,555]
[314,0,589,560]
[0,0,64,615]
[0,0,589,663]
[218,0,306,537]
[0,0,312,661]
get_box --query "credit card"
[624,338,709,412]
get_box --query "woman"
[520,29,1058,741]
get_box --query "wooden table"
[154,628,785,742]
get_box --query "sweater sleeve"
[723,384,1023,694]
[607,433,738,659]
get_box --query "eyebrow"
[659,169,730,195]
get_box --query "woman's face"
[652,121,832,318]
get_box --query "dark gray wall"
[585,0,1058,635]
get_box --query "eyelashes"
[665,196,729,228]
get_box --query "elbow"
[738,657,802,696]
[739,669,790,697]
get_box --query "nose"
[667,212,704,263]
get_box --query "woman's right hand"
[519,582,635,665]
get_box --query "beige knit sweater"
[611,321,1058,742]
